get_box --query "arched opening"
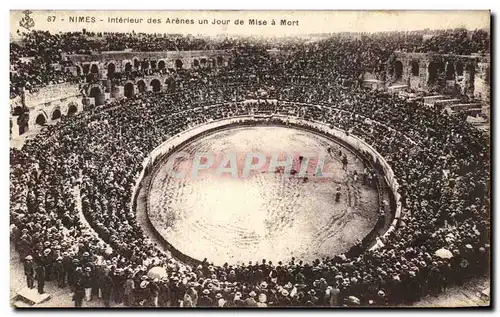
[124,82,135,98]
[35,114,46,126]
[90,64,99,74]
[107,63,116,79]
[150,60,157,69]
[158,60,166,70]
[18,114,29,135]
[150,79,161,92]
[89,86,102,106]
[200,58,207,68]
[175,59,183,70]
[456,62,464,76]
[428,61,444,84]
[89,86,102,98]
[394,61,403,80]
[137,80,146,93]
[411,61,419,76]
[193,59,200,68]
[83,64,90,74]
[67,104,78,116]
[217,56,223,66]
[13,106,24,116]
[165,78,175,92]
[124,62,132,72]
[446,63,455,80]
[133,59,140,69]
[51,109,61,120]
[466,64,476,86]
[76,66,82,76]
[141,60,149,70]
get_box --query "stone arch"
[90,64,99,74]
[158,60,166,70]
[175,59,183,70]
[133,58,140,69]
[124,82,135,98]
[83,64,90,74]
[217,56,224,66]
[51,108,62,120]
[89,85,102,98]
[137,80,147,93]
[17,113,29,135]
[107,62,116,79]
[200,58,207,68]
[165,77,175,92]
[394,60,403,80]
[411,61,419,76]
[124,62,132,72]
[150,60,157,69]
[35,112,47,126]
[446,63,455,80]
[67,103,78,116]
[428,61,444,84]
[88,86,103,106]
[193,59,200,67]
[150,79,162,92]
[141,60,149,70]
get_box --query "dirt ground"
[148,126,380,265]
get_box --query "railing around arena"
[130,103,402,264]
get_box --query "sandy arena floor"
[147,126,379,265]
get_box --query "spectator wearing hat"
[375,290,388,306]
[112,268,125,304]
[148,278,160,307]
[123,272,135,307]
[186,282,199,307]
[257,293,267,307]
[198,289,213,307]
[101,272,114,307]
[67,258,79,292]
[54,256,66,288]
[244,291,258,307]
[82,267,93,301]
[158,277,171,307]
[35,263,46,294]
[73,281,86,308]
[24,255,35,289]
[182,293,194,307]
[137,280,151,306]
[215,293,226,307]
[326,283,341,307]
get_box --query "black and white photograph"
[8,9,491,308]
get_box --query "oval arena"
[10,27,490,308]
[142,118,391,265]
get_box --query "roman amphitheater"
[10,29,490,308]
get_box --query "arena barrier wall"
[130,102,402,264]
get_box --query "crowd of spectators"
[10,28,489,99]
[10,29,490,307]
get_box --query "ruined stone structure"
[10,50,232,138]
[62,50,232,79]
[9,83,84,139]
[388,52,490,103]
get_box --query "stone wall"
[390,52,490,101]
[24,83,81,108]
[63,50,232,75]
